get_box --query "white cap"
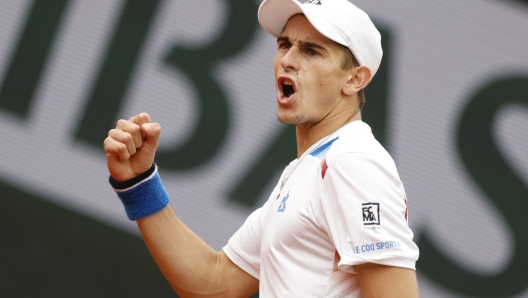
[258,0,383,78]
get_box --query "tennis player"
[104,0,420,296]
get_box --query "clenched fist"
[103,113,161,182]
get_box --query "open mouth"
[278,77,296,98]
[283,83,294,97]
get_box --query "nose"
[280,46,299,72]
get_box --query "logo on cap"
[305,0,322,5]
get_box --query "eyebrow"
[277,36,326,50]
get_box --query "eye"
[278,42,291,50]
[306,48,320,57]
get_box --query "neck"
[295,107,361,157]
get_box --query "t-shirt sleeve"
[317,152,419,273]
[223,200,270,280]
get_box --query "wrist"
[109,164,170,220]
[110,164,156,189]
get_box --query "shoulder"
[326,121,397,174]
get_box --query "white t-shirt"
[223,121,419,297]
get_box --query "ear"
[343,65,372,96]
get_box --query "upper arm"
[215,201,271,297]
[354,263,419,298]
[318,153,419,272]
[223,199,273,280]
[170,251,258,298]
[137,206,259,298]
[217,250,259,297]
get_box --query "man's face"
[274,14,349,126]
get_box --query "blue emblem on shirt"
[277,191,289,212]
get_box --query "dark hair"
[340,45,365,110]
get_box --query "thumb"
[141,123,161,150]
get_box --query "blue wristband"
[109,164,170,220]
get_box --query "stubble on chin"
[277,111,305,125]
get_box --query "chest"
[261,158,331,254]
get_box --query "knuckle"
[116,119,128,127]
[139,112,150,120]
[122,133,132,142]
[104,137,119,150]
[130,124,140,134]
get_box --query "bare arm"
[355,263,419,298]
[104,113,258,297]
[138,206,258,297]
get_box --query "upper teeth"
[283,79,293,85]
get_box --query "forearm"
[109,166,257,296]
[137,205,226,296]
